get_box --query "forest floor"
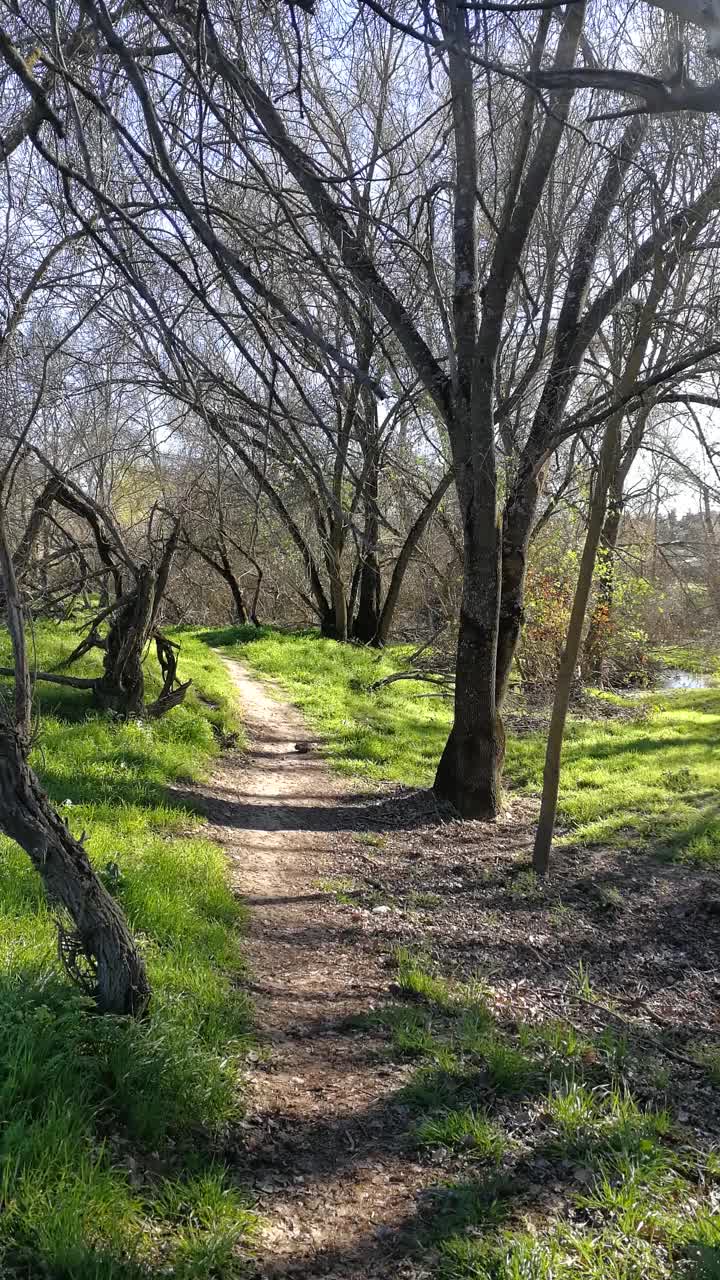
[201,653,720,1280]
[194,659,441,1278]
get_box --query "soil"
[190,660,442,1279]
[187,659,720,1279]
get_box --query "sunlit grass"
[205,625,720,865]
[651,643,720,675]
[0,624,255,1276]
[510,692,720,864]
[416,1106,506,1162]
[201,624,450,785]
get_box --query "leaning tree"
[0,215,149,1012]
[5,465,190,718]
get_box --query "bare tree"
[4,0,720,822]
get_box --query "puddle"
[656,668,713,690]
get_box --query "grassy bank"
[651,643,720,675]
[0,625,254,1278]
[204,625,720,867]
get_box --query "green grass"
[377,954,720,1280]
[204,625,720,866]
[200,625,450,785]
[416,1107,506,1162]
[510,690,720,864]
[0,624,255,1277]
[315,877,358,905]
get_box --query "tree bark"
[434,492,503,817]
[496,115,647,706]
[0,725,150,1013]
[194,543,249,625]
[210,419,333,628]
[0,495,149,1015]
[226,571,249,626]
[533,417,618,873]
[533,292,657,872]
[324,529,348,642]
[375,469,454,646]
[352,455,381,644]
[582,492,623,682]
[94,567,155,716]
[496,458,546,708]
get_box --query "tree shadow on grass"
[195,624,313,649]
[217,984,720,1279]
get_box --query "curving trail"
[193,658,432,1280]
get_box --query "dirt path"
[181,660,720,1279]
[193,659,434,1280]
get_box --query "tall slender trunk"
[209,421,333,628]
[533,287,655,871]
[582,491,623,682]
[533,416,620,872]
[352,449,381,644]
[375,470,454,646]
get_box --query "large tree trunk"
[353,552,381,643]
[434,493,503,818]
[324,533,348,642]
[0,723,149,1014]
[319,606,340,638]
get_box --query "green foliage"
[504,690,720,865]
[380,955,720,1280]
[208,625,720,866]
[652,645,720,676]
[202,624,450,785]
[601,570,660,688]
[690,1043,720,1086]
[0,627,254,1276]
[416,1107,506,1161]
[516,550,577,692]
[315,877,358,905]
[395,948,493,1019]
[546,1081,672,1155]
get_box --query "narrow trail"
[192,659,433,1280]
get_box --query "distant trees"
[0,210,150,1011]
[0,0,719,864]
